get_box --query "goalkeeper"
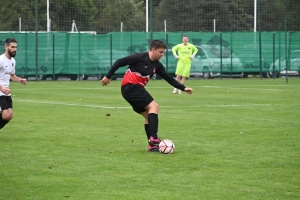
[171,35,198,94]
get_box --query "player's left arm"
[156,64,186,91]
[160,68,193,95]
[10,74,27,85]
[191,45,198,55]
[190,44,198,60]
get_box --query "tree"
[155,0,255,32]
[0,0,36,31]
[50,0,97,31]
[0,0,98,32]
[280,0,300,31]
[0,0,298,32]
[228,0,253,31]
[259,0,285,31]
[95,0,145,33]
[155,0,205,32]
[155,0,291,32]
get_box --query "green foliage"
[96,0,145,32]
[259,0,286,31]
[228,0,254,31]
[0,0,35,31]
[0,79,300,199]
[282,0,300,30]
[50,0,98,31]
[156,0,204,31]
[280,0,300,20]
[0,0,299,32]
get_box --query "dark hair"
[150,40,167,50]
[5,38,17,46]
[183,35,188,38]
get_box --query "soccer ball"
[159,139,175,154]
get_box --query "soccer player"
[0,38,27,130]
[172,35,198,94]
[100,40,193,152]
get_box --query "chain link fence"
[0,0,299,80]
[0,0,299,32]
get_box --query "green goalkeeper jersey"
[172,43,198,64]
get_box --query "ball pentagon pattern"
[159,139,175,154]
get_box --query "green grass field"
[1,78,299,200]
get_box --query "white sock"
[178,90,181,94]
[172,88,177,93]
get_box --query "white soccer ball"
[159,139,175,154]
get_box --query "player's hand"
[100,76,110,86]
[0,86,11,95]
[190,55,195,60]
[184,87,193,95]
[20,78,27,85]
[174,55,180,59]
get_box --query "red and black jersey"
[106,52,185,90]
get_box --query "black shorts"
[0,96,13,112]
[121,84,154,114]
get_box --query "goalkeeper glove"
[174,55,180,59]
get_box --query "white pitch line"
[11,86,285,91]
[15,99,298,109]
[15,99,129,109]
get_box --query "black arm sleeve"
[156,64,186,91]
[105,57,129,79]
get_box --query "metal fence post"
[272,32,275,79]
[53,33,55,81]
[35,0,39,81]
[220,33,223,80]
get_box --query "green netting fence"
[0,31,299,80]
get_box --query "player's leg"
[172,88,177,94]
[180,76,187,84]
[0,111,5,129]
[142,101,160,151]
[178,63,191,94]
[172,73,179,94]
[177,76,186,94]
[141,111,159,152]
[175,74,182,82]
[173,74,182,94]
[0,97,12,129]
[144,100,159,140]
[141,112,150,140]
[181,63,191,85]
[173,62,184,94]
[121,85,160,151]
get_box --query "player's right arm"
[105,57,129,79]
[100,57,129,86]
[0,68,11,95]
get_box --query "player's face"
[182,37,188,45]
[152,47,165,61]
[6,42,18,57]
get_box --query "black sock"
[148,113,158,139]
[144,124,150,140]
[0,116,9,129]
[0,121,4,129]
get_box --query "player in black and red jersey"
[100,40,193,152]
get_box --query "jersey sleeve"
[12,59,16,74]
[105,53,144,79]
[191,45,198,55]
[105,57,129,79]
[172,44,179,56]
[155,63,186,91]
